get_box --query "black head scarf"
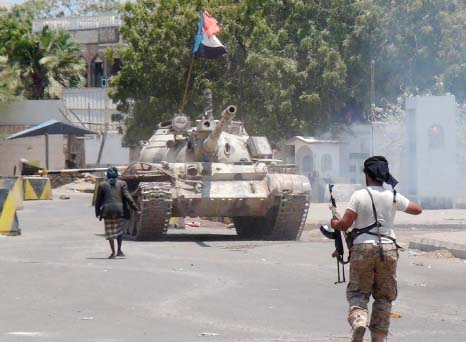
[107,166,118,186]
[363,156,398,201]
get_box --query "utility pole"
[96,96,109,166]
[370,59,376,113]
[370,59,376,155]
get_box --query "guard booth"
[7,120,96,200]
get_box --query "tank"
[121,90,311,240]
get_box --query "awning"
[7,119,96,139]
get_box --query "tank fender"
[266,174,311,196]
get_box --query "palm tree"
[9,27,85,99]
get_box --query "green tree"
[38,0,464,146]
[0,7,27,102]
[110,0,377,145]
[0,57,22,102]
[368,0,466,104]
[109,0,202,146]
[9,27,85,99]
[0,6,31,57]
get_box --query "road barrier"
[0,188,20,236]
[0,177,23,210]
[23,176,52,200]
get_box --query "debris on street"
[200,332,220,337]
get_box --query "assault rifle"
[320,184,350,284]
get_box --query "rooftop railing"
[32,14,121,33]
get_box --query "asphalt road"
[0,192,465,341]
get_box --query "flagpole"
[179,56,195,113]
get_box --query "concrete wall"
[0,100,64,126]
[84,131,129,166]
[0,135,65,176]
[405,95,457,203]
[0,101,68,175]
[63,88,124,131]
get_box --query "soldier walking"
[95,166,138,259]
[330,156,422,341]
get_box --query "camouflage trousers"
[347,243,398,336]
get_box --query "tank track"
[268,194,310,240]
[125,182,173,241]
[233,194,310,241]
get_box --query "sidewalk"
[306,202,466,259]
[409,232,466,259]
[306,202,466,229]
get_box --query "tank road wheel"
[123,182,173,241]
[233,194,310,241]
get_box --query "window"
[93,56,104,87]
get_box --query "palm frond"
[8,28,85,99]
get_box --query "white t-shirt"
[347,186,409,244]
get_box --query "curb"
[409,238,466,259]
[304,221,466,231]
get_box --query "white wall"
[406,95,457,200]
[84,131,129,166]
[0,100,64,126]
[0,100,67,175]
[0,135,65,175]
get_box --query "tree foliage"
[363,0,466,104]
[15,0,121,18]
[0,1,95,101]
[111,0,377,145]
[3,0,466,140]
[110,0,466,145]
[0,56,22,102]
[9,28,85,99]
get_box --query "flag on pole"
[193,10,227,59]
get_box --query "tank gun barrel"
[203,105,236,154]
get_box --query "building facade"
[33,14,122,88]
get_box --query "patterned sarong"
[104,218,124,240]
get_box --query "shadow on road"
[165,232,240,242]
[120,231,271,246]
